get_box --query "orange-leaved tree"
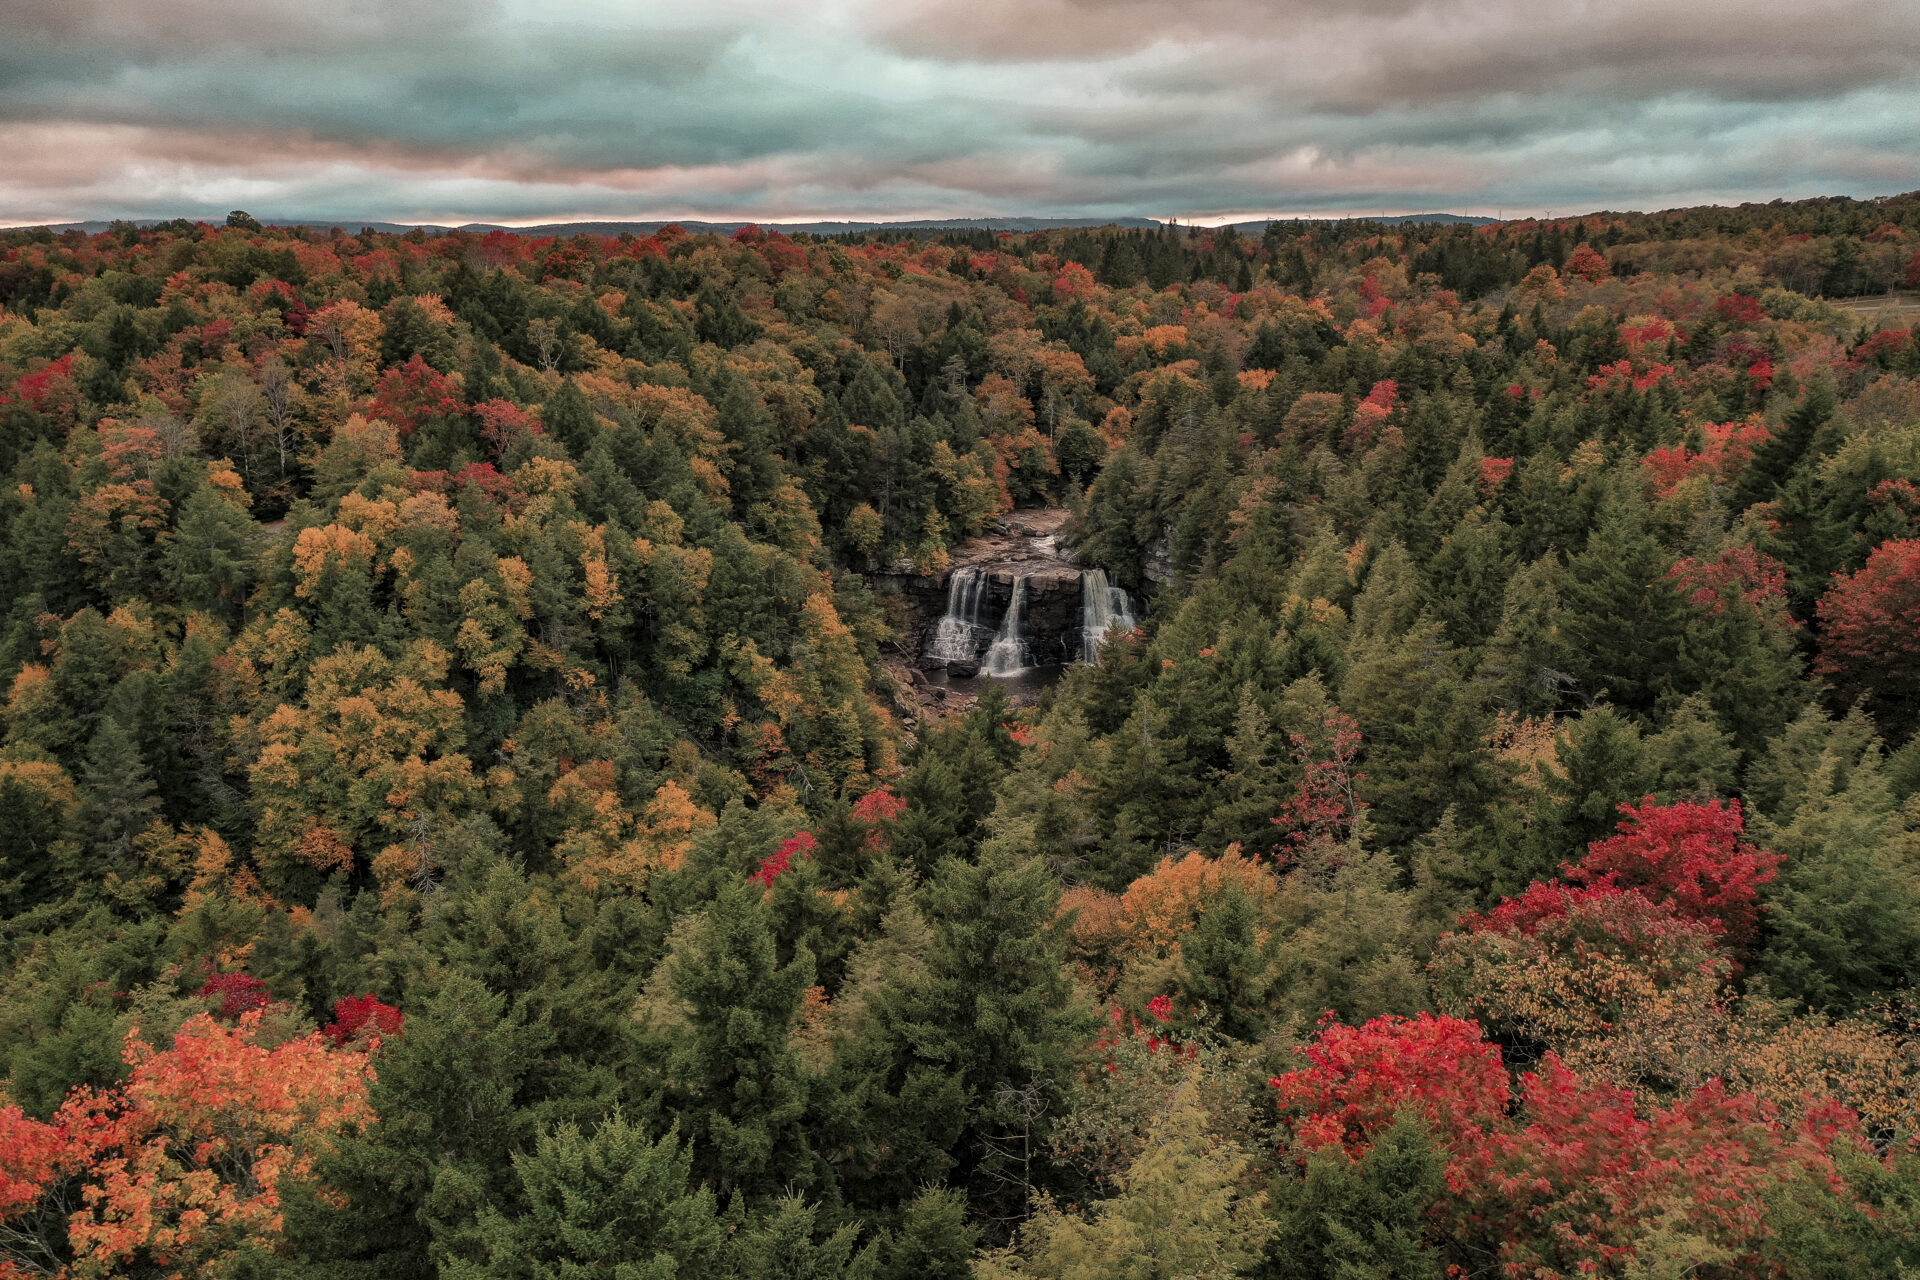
[0,1010,377,1279]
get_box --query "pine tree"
[1260,1112,1445,1280]
[1560,487,1687,712]
[661,879,817,1199]
[1753,747,1920,1012]
[449,1114,724,1280]
[67,716,162,893]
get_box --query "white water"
[982,575,1034,675]
[1080,568,1137,661]
[929,566,993,663]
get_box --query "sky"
[2,0,1917,227]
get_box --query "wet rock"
[946,659,981,678]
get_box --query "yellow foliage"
[249,643,480,892]
[290,524,376,595]
[557,774,715,893]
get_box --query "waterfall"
[928,566,992,663]
[981,575,1034,675]
[1080,568,1137,661]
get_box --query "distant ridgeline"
[2,191,1920,1277]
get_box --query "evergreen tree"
[1260,1113,1445,1280]
[660,879,817,1199]
[450,1115,725,1280]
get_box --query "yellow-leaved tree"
[249,640,506,899]
[978,1070,1272,1280]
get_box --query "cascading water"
[982,575,1034,675]
[1079,568,1137,661]
[928,566,992,663]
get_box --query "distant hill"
[17,212,1494,236]
[1237,213,1499,228]
[19,215,1168,237]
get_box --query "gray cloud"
[0,0,1915,225]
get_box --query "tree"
[1815,538,1920,734]
[0,1010,376,1280]
[659,879,817,1199]
[1260,1112,1445,1280]
[977,1072,1272,1280]
[1753,748,1920,1012]
[821,838,1090,1224]
[1576,796,1780,948]
[450,1114,724,1280]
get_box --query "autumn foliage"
[0,1013,376,1279]
[1271,1013,1857,1278]
[1815,537,1920,718]
[1574,798,1780,946]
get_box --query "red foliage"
[1588,359,1673,393]
[1091,1001,1193,1070]
[1463,879,1723,980]
[322,994,403,1047]
[1271,1012,1510,1156]
[1451,1059,1847,1279]
[198,970,273,1020]
[1270,706,1367,851]
[1641,419,1772,498]
[850,786,906,852]
[0,354,74,411]
[1565,244,1610,283]
[1477,455,1514,495]
[1357,275,1392,319]
[370,355,464,437]
[849,786,906,825]
[1053,261,1098,302]
[1271,1014,1855,1279]
[538,241,594,283]
[1814,537,1920,704]
[453,461,517,504]
[1466,878,1639,937]
[751,830,817,887]
[473,398,542,459]
[1868,478,1920,524]
[1848,328,1911,371]
[1574,798,1781,947]
[1344,379,1397,450]
[1715,293,1768,326]
[1668,543,1796,626]
[1621,317,1682,351]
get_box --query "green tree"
[450,1115,725,1280]
[659,879,817,1199]
[1259,1112,1445,1280]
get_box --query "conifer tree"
[661,879,817,1200]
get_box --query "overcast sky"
[3,0,1917,226]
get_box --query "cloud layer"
[2,0,1916,225]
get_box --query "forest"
[1,192,1919,1277]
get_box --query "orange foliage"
[0,1012,375,1279]
[1113,848,1279,960]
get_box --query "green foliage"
[1260,1112,1445,1280]
[5,203,1920,1274]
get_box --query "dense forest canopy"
[3,192,1920,1277]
